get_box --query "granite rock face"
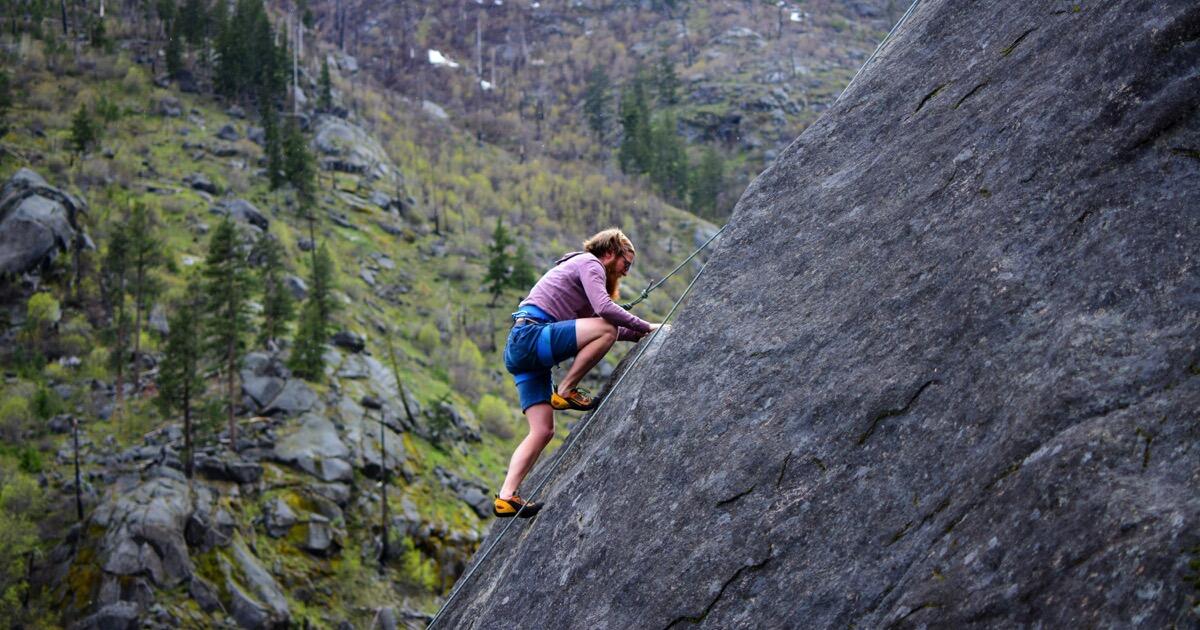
[438,1,1200,627]
[0,168,87,275]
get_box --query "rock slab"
[437,2,1200,628]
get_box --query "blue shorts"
[504,308,578,411]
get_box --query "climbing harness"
[426,236,723,629]
[621,223,728,311]
[837,0,922,101]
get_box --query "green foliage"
[88,16,108,50]
[17,448,42,474]
[30,385,62,421]
[0,71,10,138]
[414,323,441,356]
[655,54,679,107]
[126,203,164,356]
[449,338,484,399]
[95,94,121,123]
[618,70,652,175]
[0,469,46,621]
[583,65,611,140]
[397,536,439,591]
[214,0,287,103]
[510,243,537,292]
[157,278,204,475]
[288,300,325,381]
[0,397,30,442]
[178,0,210,46]
[484,217,513,306]
[319,58,333,112]
[255,232,294,347]
[261,103,285,190]
[648,110,689,203]
[165,22,184,78]
[689,145,725,219]
[476,394,514,439]
[23,293,60,357]
[201,218,254,431]
[69,104,99,156]
[289,244,336,381]
[283,119,316,209]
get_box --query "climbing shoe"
[493,494,542,518]
[550,387,597,411]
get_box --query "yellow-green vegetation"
[0,4,733,624]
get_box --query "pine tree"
[288,243,336,381]
[69,104,98,159]
[583,65,610,140]
[0,70,11,139]
[255,231,293,347]
[484,217,513,306]
[509,242,537,292]
[689,146,725,219]
[102,224,131,421]
[157,278,204,478]
[649,110,689,202]
[319,57,333,112]
[618,71,652,175]
[261,103,285,190]
[165,21,183,78]
[655,54,679,107]
[178,0,207,46]
[126,204,163,396]
[201,218,253,451]
[283,118,315,207]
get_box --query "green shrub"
[477,394,515,439]
[449,338,484,398]
[30,386,62,421]
[0,397,30,441]
[415,322,441,356]
[17,448,42,474]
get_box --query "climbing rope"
[621,223,727,310]
[426,239,723,629]
[837,0,922,101]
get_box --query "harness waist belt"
[511,303,555,325]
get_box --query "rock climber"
[494,228,660,518]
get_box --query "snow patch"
[480,80,494,91]
[428,49,461,69]
[790,11,802,22]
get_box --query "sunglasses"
[620,252,634,271]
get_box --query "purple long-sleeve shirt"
[520,252,652,341]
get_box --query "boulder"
[263,379,317,415]
[0,168,86,275]
[217,124,239,143]
[73,601,140,630]
[210,198,269,231]
[272,413,352,482]
[284,274,308,300]
[88,476,193,588]
[263,497,298,538]
[228,537,289,628]
[434,2,1200,627]
[184,173,219,195]
[312,115,395,181]
[332,330,365,353]
[158,97,183,117]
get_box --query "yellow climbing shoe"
[550,387,597,411]
[493,494,542,518]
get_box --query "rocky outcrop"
[312,115,396,182]
[437,1,1200,627]
[0,168,87,275]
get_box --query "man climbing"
[494,228,660,518]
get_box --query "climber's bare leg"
[558,318,616,395]
[499,403,554,498]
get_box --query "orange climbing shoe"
[493,494,542,518]
[550,387,597,411]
